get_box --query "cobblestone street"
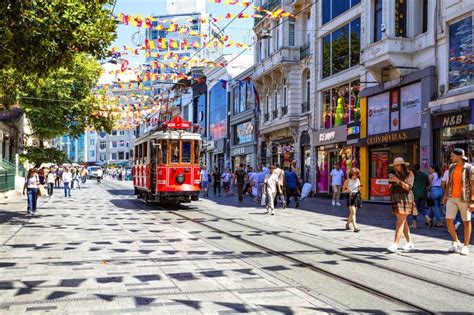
[0,180,473,314]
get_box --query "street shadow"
[0,209,30,225]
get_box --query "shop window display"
[322,81,361,129]
[449,16,473,90]
[317,146,359,193]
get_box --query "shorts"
[332,185,341,193]
[201,181,209,189]
[446,198,471,222]
[223,182,230,190]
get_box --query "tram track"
[102,182,471,313]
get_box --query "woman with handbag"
[342,167,362,232]
[387,157,416,253]
[23,168,40,215]
[428,165,444,227]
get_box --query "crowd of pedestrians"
[198,147,472,256]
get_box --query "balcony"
[299,42,311,60]
[272,109,278,120]
[360,36,430,82]
[254,47,300,80]
[264,113,270,122]
[301,102,310,113]
[254,0,282,26]
[281,106,288,116]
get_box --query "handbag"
[261,193,267,206]
[38,185,47,197]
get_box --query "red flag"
[121,59,129,72]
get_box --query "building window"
[306,12,311,43]
[394,0,407,38]
[246,81,255,111]
[289,23,295,46]
[422,0,428,33]
[99,132,106,138]
[90,139,96,146]
[119,140,125,147]
[273,89,278,111]
[283,83,287,108]
[373,0,383,42]
[234,121,254,145]
[126,141,129,147]
[99,154,106,161]
[258,41,263,62]
[306,72,311,103]
[100,141,106,150]
[90,150,95,157]
[240,82,246,113]
[126,152,129,160]
[323,0,361,25]
[119,131,125,135]
[112,141,117,148]
[233,85,240,114]
[209,83,227,140]
[322,18,361,78]
[111,153,117,160]
[118,151,125,160]
[111,130,117,136]
[448,16,473,90]
[265,37,270,57]
[322,80,361,128]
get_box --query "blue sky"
[111,0,254,67]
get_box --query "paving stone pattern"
[0,183,334,314]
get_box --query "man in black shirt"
[212,167,222,197]
[235,163,246,202]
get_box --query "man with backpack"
[235,163,247,203]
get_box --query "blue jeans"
[64,182,71,197]
[27,188,38,212]
[430,187,443,224]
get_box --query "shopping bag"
[261,193,267,206]
[38,185,47,197]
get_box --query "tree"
[19,53,115,167]
[0,0,117,107]
[21,53,115,144]
[21,147,70,167]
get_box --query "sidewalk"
[199,191,474,278]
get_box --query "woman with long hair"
[22,168,40,215]
[387,157,416,253]
[429,164,444,227]
[342,167,362,232]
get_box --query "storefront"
[314,125,359,193]
[360,129,420,201]
[271,139,295,169]
[212,138,226,172]
[230,145,255,171]
[431,100,474,166]
[300,131,311,183]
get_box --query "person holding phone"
[387,157,416,253]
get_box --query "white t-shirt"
[264,172,279,194]
[62,171,72,183]
[431,173,442,187]
[347,178,360,193]
[26,175,39,189]
[97,169,103,177]
[47,173,56,184]
[221,172,230,183]
[442,169,449,183]
[200,170,208,182]
[330,169,344,186]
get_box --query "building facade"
[229,68,258,171]
[253,0,315,181]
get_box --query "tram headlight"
[176,174,185,184]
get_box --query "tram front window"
[161,141,167,164]
[182,141,191,163]
[170,141,179,163]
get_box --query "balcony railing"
[254,0,282,26]
[301,102,310,113]
[272,109,279,119]
[281,106,288,116]
[264,113,270,122]
[300,42,311,60]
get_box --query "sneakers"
[454,221,461,230]
[448,241,461,253]
[336,202,342,206]
[460,246,469,256]
[387,243,398,253]
[402,242,415,251]
[331,200,335,206]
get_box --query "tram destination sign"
[167,116,191,129]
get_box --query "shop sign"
[347,126,360,136]
[319,131,336,142]
[432,111,469,129]
[368,92,390,135]
[400,83,421,130]
[362,129,420,146]
[278,144,295,154]
[232,147,246,156]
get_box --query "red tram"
[133,116,201,203]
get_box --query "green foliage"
[0,0,117,107]
[21,53,114,140]
[21,146,70,167]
